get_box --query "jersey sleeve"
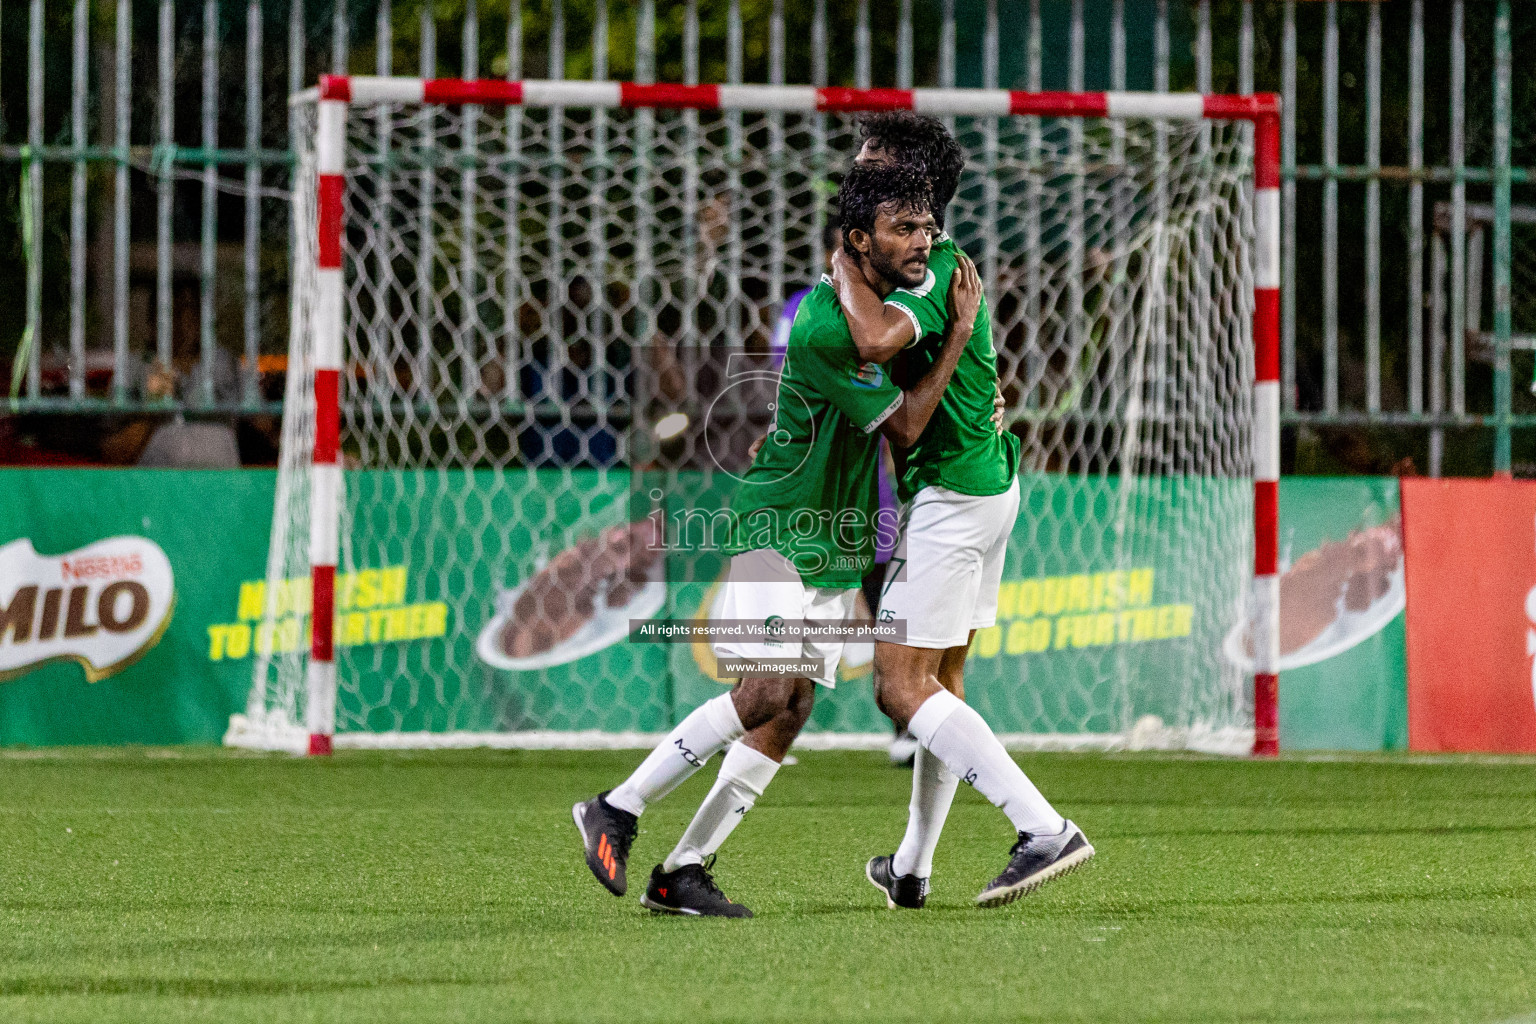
[798,325,904,434]
[884,263,949,347]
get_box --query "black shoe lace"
[1009,831,1034,857]
[692,854,728,900]
[610,814,637,860]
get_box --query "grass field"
[1,748,1534,1023]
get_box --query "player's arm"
[879,252,983,448]
[830,247,920,363]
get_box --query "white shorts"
[712,548,859,688]
[879,477,1021,649]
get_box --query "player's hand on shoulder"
[947,252,982,334]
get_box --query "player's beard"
[866,236,928,291]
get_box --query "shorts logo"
[763,614,786,646]
[850,361,884,390]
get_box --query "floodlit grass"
[1,748,1533,1023]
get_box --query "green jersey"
[725,279,903,588]
[885,234,1020,502]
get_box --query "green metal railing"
[0,0,1529,475]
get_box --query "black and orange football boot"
[572,791,638,896]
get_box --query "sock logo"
[734,805,748,814]
[962,769,978,786]
[673,738,703,767]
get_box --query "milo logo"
[0,537,176,682]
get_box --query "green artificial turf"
[1,748,1533,1023]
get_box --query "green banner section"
[245,468,1248,741]
[663,470,1248,739]
[1275,477,1408,751]
[0,470,274,745]
[0,469,1407,749]
[330,469,674,735]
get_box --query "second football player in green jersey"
[834,113,1088,912]
[883,233,1020,502]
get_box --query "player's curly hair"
[856,112,965,226]
[836,163,934,252]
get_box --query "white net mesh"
[231,95,1254,753]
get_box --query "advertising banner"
[1402,477,1536,752]
[513,474,1405,749]
[242,467,1239,743]
[1271,477,1406,751]
[1,468,1410,750]
[665,471,1249,744]
[0,469,275,745]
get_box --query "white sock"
[891,744,959,879]
[606,693,744,817]
[908,689,1065,837]
[663,742,780,871]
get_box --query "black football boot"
[572,791,639,896]
[639,855,752,918]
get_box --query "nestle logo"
[60,554,144,582]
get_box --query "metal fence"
[0,0,1529,475]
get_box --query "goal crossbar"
[291,77,1282,758]
[303,74,1278,124]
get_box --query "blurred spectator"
[137,415,241,468]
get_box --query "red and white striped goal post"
[301,76,1283,758]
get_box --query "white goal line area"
[223,716,1255,759]
[245,78,1285,758]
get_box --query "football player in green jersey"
[837,113,1094,910]
[574,164,982,917]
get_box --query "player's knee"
[731,674,799,730]
[873,653,938,730]
[873,650,915,693]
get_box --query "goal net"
[227,79,1278,756]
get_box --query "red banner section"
[1402,478,1536,752]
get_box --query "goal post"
[227,77,1280,758]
